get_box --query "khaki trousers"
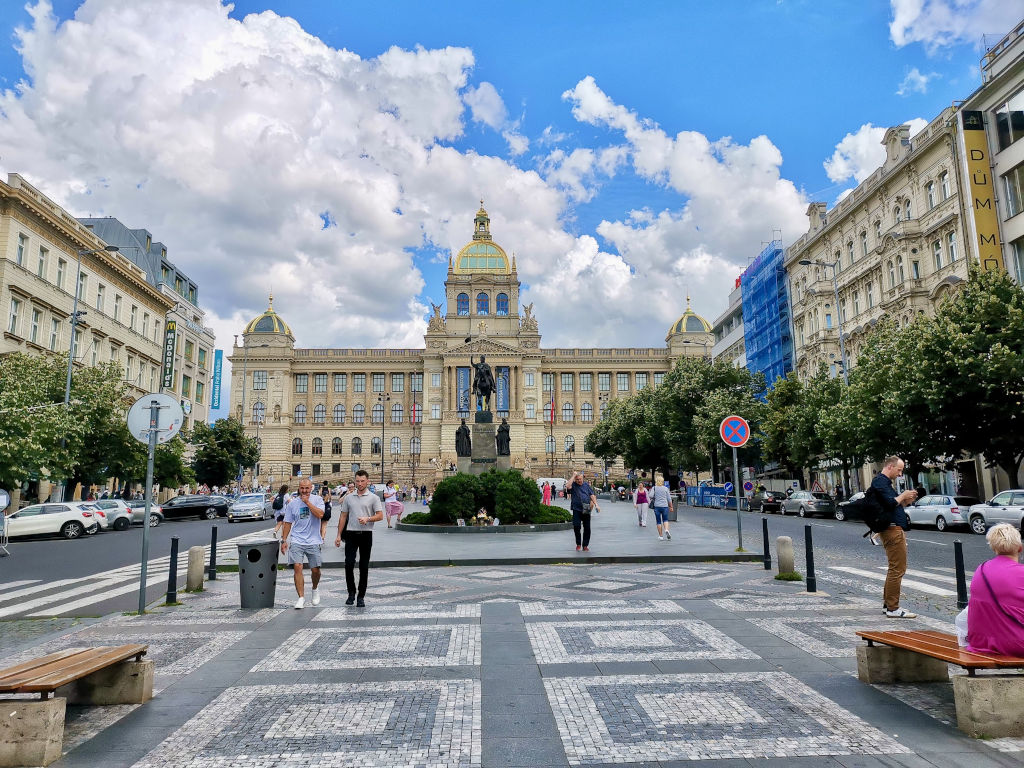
[880,525,907,611]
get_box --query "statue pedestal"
[458,421,501,476]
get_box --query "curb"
[295,553,763,569]
[395,522,573,533]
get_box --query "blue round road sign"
[719,415,750,448]
[724,482,734,494]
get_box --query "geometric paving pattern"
[710,593,877,612]
[526,620,757,663]
[551,578,649,594]
[519,599,685,616]
[544,672,911,763]
[313,603,481,621]
[747,613,952,658]
[253,625,481,670]
[130,680,482,767]
[108,607,283,625]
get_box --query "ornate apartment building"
[785,107,970,380]
[229,205,712,487]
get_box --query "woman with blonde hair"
[966,523,1024,656]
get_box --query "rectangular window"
[295,373,308,393]
[30,309,40,343]
[653,372,665,387]
[142,313,150,337]
[7,298,20,334]
[149,366,156,391]
[525,372,534,387]
[825,313,833,329]
[526,403,535,419]
[933,240,943,270]
[636,372,648,390]
[1003,163,1024,218]
[37,247,47,277]
[195,381,204,404]
[579,373,592,391]
[853,292,860,315]
[927,182,936,209]
[867,282,874,309]
[996,92,1024,151]
[561,373,573,392]
[940,171,950,200]
[354,374,366,392]
[90,340,98,366]
[130,305,138,330]
[198,348,207,369]
[181,375,191,398]
[541,373,553,391]
[15,234,26,266]
[598,373,610,391]
[862,231,869,256]
[77,272,87,301]
[617,373,629,391]
[56,258,66,289]
[72,329,82,360]
[847,241,854,265]
[411,373,423,392]
[114,295,121,322]
[912,260,921,279]
[431,372,441,388]
[391,373,404,392]
[95,284,105,312]
[314,373,327,392]
[372,373,385,392]
[947,232,957,263]
[431,404,441,419]
[252,370,268,390]
[334,373,347,392]
[49,319,59,351]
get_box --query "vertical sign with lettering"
[211,349,223,409]
[161,320,177,391]
[961,110,1004,271]
[456,367,471,412]
[495,366,510,411]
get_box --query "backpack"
[272,494,284,511]
[849,486,889,533]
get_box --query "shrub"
[527,506,572,524]
[495,473,541,524]
[429,469,542,524]
[400,511,431,525]
[428,473,477,523]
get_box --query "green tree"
[64,362,138,492]
[191,419,259,487]
[153,437,195,489]
[760,373,806,478]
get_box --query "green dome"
[244,296,292,336]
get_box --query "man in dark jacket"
[872,456,919,618]
[568,471,597,552]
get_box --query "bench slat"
[0,648,91,689]
[0,645,148,694]
[857,630,1024,669]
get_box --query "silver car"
[227,493,273,522]
[966,490,1024,535]
[906,494,979,532]
[782,490,836,518]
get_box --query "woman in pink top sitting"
[967,523,1024,657]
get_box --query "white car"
[3,502,100,539]
[227,493,273,522]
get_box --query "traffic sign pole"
[732,446,743,551]
[139,400,159,615]
[720,415,750,553]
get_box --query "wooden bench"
[856,630,1024,738]
[0,645,153,767]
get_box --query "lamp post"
[237,341,269,486]
[548,396,555,477]
[411,376,419,489]
[598,392,610,491]
[798,258,848,386]
[378,393,390,485]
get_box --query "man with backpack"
[872,456,919,618]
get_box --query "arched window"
[833,250,842,274]
[927,181,936,209]
[352,404,365,424]
[562,403,574,422]
[333,404,345,424]
[391,403,403,423]
[847,240,854,265]
[294,404,306,425]
[564,435,575,452]
[292,438,303,455]
[371,437,382,455]
[332,437,342,455]
[496,293,509,316]
[252,401,265,424]
[476,292,489,314]
[888,260,896,288]
[897,256,905,283]
[940,171,950,199]
[581,402,593,422]
[313,404,326,424]
[457,293,469,316]
[371,403,384,424]
[351,437,362,455]
[893,206,902,225]
[312,438,323,456]
[600,401,608,420]
[904,199,912,220]
[391,436,402,455]
[410,437,421,455]
[545,435,555,454]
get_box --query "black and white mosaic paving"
[748,613,951,657]
[544,672,911,763]
[253,625,481,670]
[108,607,282,625]
[550,577,649,594]
[130,680,481,768]
[710,593,876,612]
[519,599,685,616]
[527,619,756,663]
[313,603,480,621]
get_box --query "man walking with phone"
[568,471,597,552]
[335,469,384,607]
[280,478,325,609]
[873,456,919,618]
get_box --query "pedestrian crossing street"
[825,564,967,598]
[0,528,274,619]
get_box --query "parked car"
[906,494,980,532]
[3,502,100,539]
[966,490,1024,535]
[227,493,273,522]
[160,494,229,521]
[750,489,785,514]
[92,499,136,531]
[125,500,164,527]
[783,490,836,518]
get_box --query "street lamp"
[598,392,611,491]
[237,341,269,486]
[798,258,848,385]
[378,393,390,485]
[411,376,419,489]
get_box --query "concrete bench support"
[0,697,65,767]
[856,644,949,684]
[953,674,1024,738]
[54,659,154,706]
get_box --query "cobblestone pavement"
[13,561,1022,768]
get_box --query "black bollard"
[804,525,817,593]
[954,540,968,610]
[165,536,179,604]
[207,525,218,581]
[762,517,772,570]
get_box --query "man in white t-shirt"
[334,469,383,607]
[280,478,325,609]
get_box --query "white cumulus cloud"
[890,0,1021,52]
[823,118,928,184]
[896,67,937,95]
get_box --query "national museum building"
[229,206,712,487]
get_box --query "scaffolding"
[740,240,792,391]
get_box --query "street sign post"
[0,488,9,557]
[127,394,184,615]
[720,415,750,551]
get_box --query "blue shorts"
[654,506,669,525]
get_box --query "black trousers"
[572,510,591,547]
[344,531,373,598]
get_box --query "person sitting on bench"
[967,522,1024,656]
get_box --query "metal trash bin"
[237,539,279,609]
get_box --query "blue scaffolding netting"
[740,240,792,391]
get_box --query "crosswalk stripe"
[0,579,124,619]
[28,575,167,617]
[828,566,956,596]
[0,577,98,607]
[0,579,40,590]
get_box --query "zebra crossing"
[824,564,967,598]
[0,528,274,619]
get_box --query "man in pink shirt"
[967,523,1024,657]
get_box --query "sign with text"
[456,367,471,412]
[495,366,510,411]
[210,349,223,409]
[161,321,177,390]
[961,110,1004,272]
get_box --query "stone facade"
[229,206,712,487]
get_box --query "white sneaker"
[311,589,321,606]
[658,535,664,541]
[294,597,305,609]
[885,607,917,619]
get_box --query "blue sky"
[0,0,1017,421]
